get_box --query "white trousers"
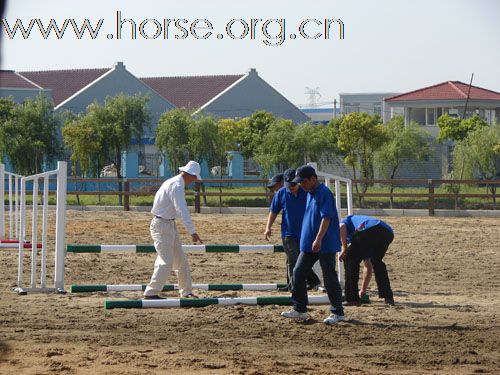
[144,217,192,297]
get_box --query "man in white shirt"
[144,160,203,299]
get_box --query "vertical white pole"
[17,178,26,289]
[9,175,13,239]
[335,180,341,220]
[347,180,353,216]
[15,176,19,240]
[54,161,67,291]
[0,163,4,239]
[41,176,49,288]
[30,179,39,288]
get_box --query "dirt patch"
[0,211,499,374]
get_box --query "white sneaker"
[281,309,308,320]
[323,314,345,325]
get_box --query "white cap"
[179,160,202,180]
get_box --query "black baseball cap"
[267,173,284,189]
[292,165,317,183]
[283,169,297,188]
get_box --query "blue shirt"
[341,215,394,243]
[270,186,307,239]
[300,183,341,253]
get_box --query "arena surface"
[0,211,499,374]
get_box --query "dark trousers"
[283,237,320,290]
[344,225,394,302]
[292,251,344,316]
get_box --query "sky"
[1,0,499,107]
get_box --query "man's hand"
[339,245,348,261]
[264,228,272,241]
[312,239,321,253]
[191,233,203,243]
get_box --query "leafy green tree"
[62,111,107,176]
[253,118,299,174]
[293,123,333,165]
[437,113,487,143]
[374,115,433,207]
[0,97,15,122]
[451,124,500,206]
[189,114,222,169]
[63,94,150,178]
[238,111,276,159]
[0,94,61,174]
[335,112,387,206]
[217,118,248,153]
[155,108,193,173]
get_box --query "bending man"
[339,215,394,306]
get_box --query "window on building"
[426,108,435,125]
[373,104,381,116]
[436,107,443,121]
[409,108,426,125]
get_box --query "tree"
[437,113,487,143]
[0,97,15,122]
[103,94,150,178]
[253,118,300,174]
[0,94,61,175]
[335,112,387,206]
[374,116,433,207]
[451,124,500,206]
[155,108,193,173]
[217,118,248,154]
[189,114,223,169]
[237,111,276,159]
[294,123,333,165]
[63,94,150,178]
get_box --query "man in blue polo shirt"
[265,169,320,291]
[281,165,345,324]
[339,215,394,306]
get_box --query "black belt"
[155,216,175,220]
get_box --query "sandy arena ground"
[0,211,499,374]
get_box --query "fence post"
[194,182,200,213]
[428,179,435,216]
[123,179,130,211]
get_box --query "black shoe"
[182,293,199,299]
[343,300,361,307]
[307,282,321,291]
[143,295,166,300]
[384,297,395,306]
[278,286,290,292]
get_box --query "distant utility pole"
[333,99,337,119]
[305,87,322,107]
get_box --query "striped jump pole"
[72,283,288,293]
[105,295,332,309]
[67,244,284,253]
[0,242,42,249]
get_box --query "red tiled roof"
[20,68,110,105]
[385,81,500,102]
[0,70,40,89]
[141,75,244,109]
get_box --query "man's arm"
[264,211,278,241]
[359,259,373,296]
[172,184,203,243]
[339,223,349,261]
[312,217,331,253]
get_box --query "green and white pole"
[72,283,288,293]
[105,295,332,309]
[67,244,284,253]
